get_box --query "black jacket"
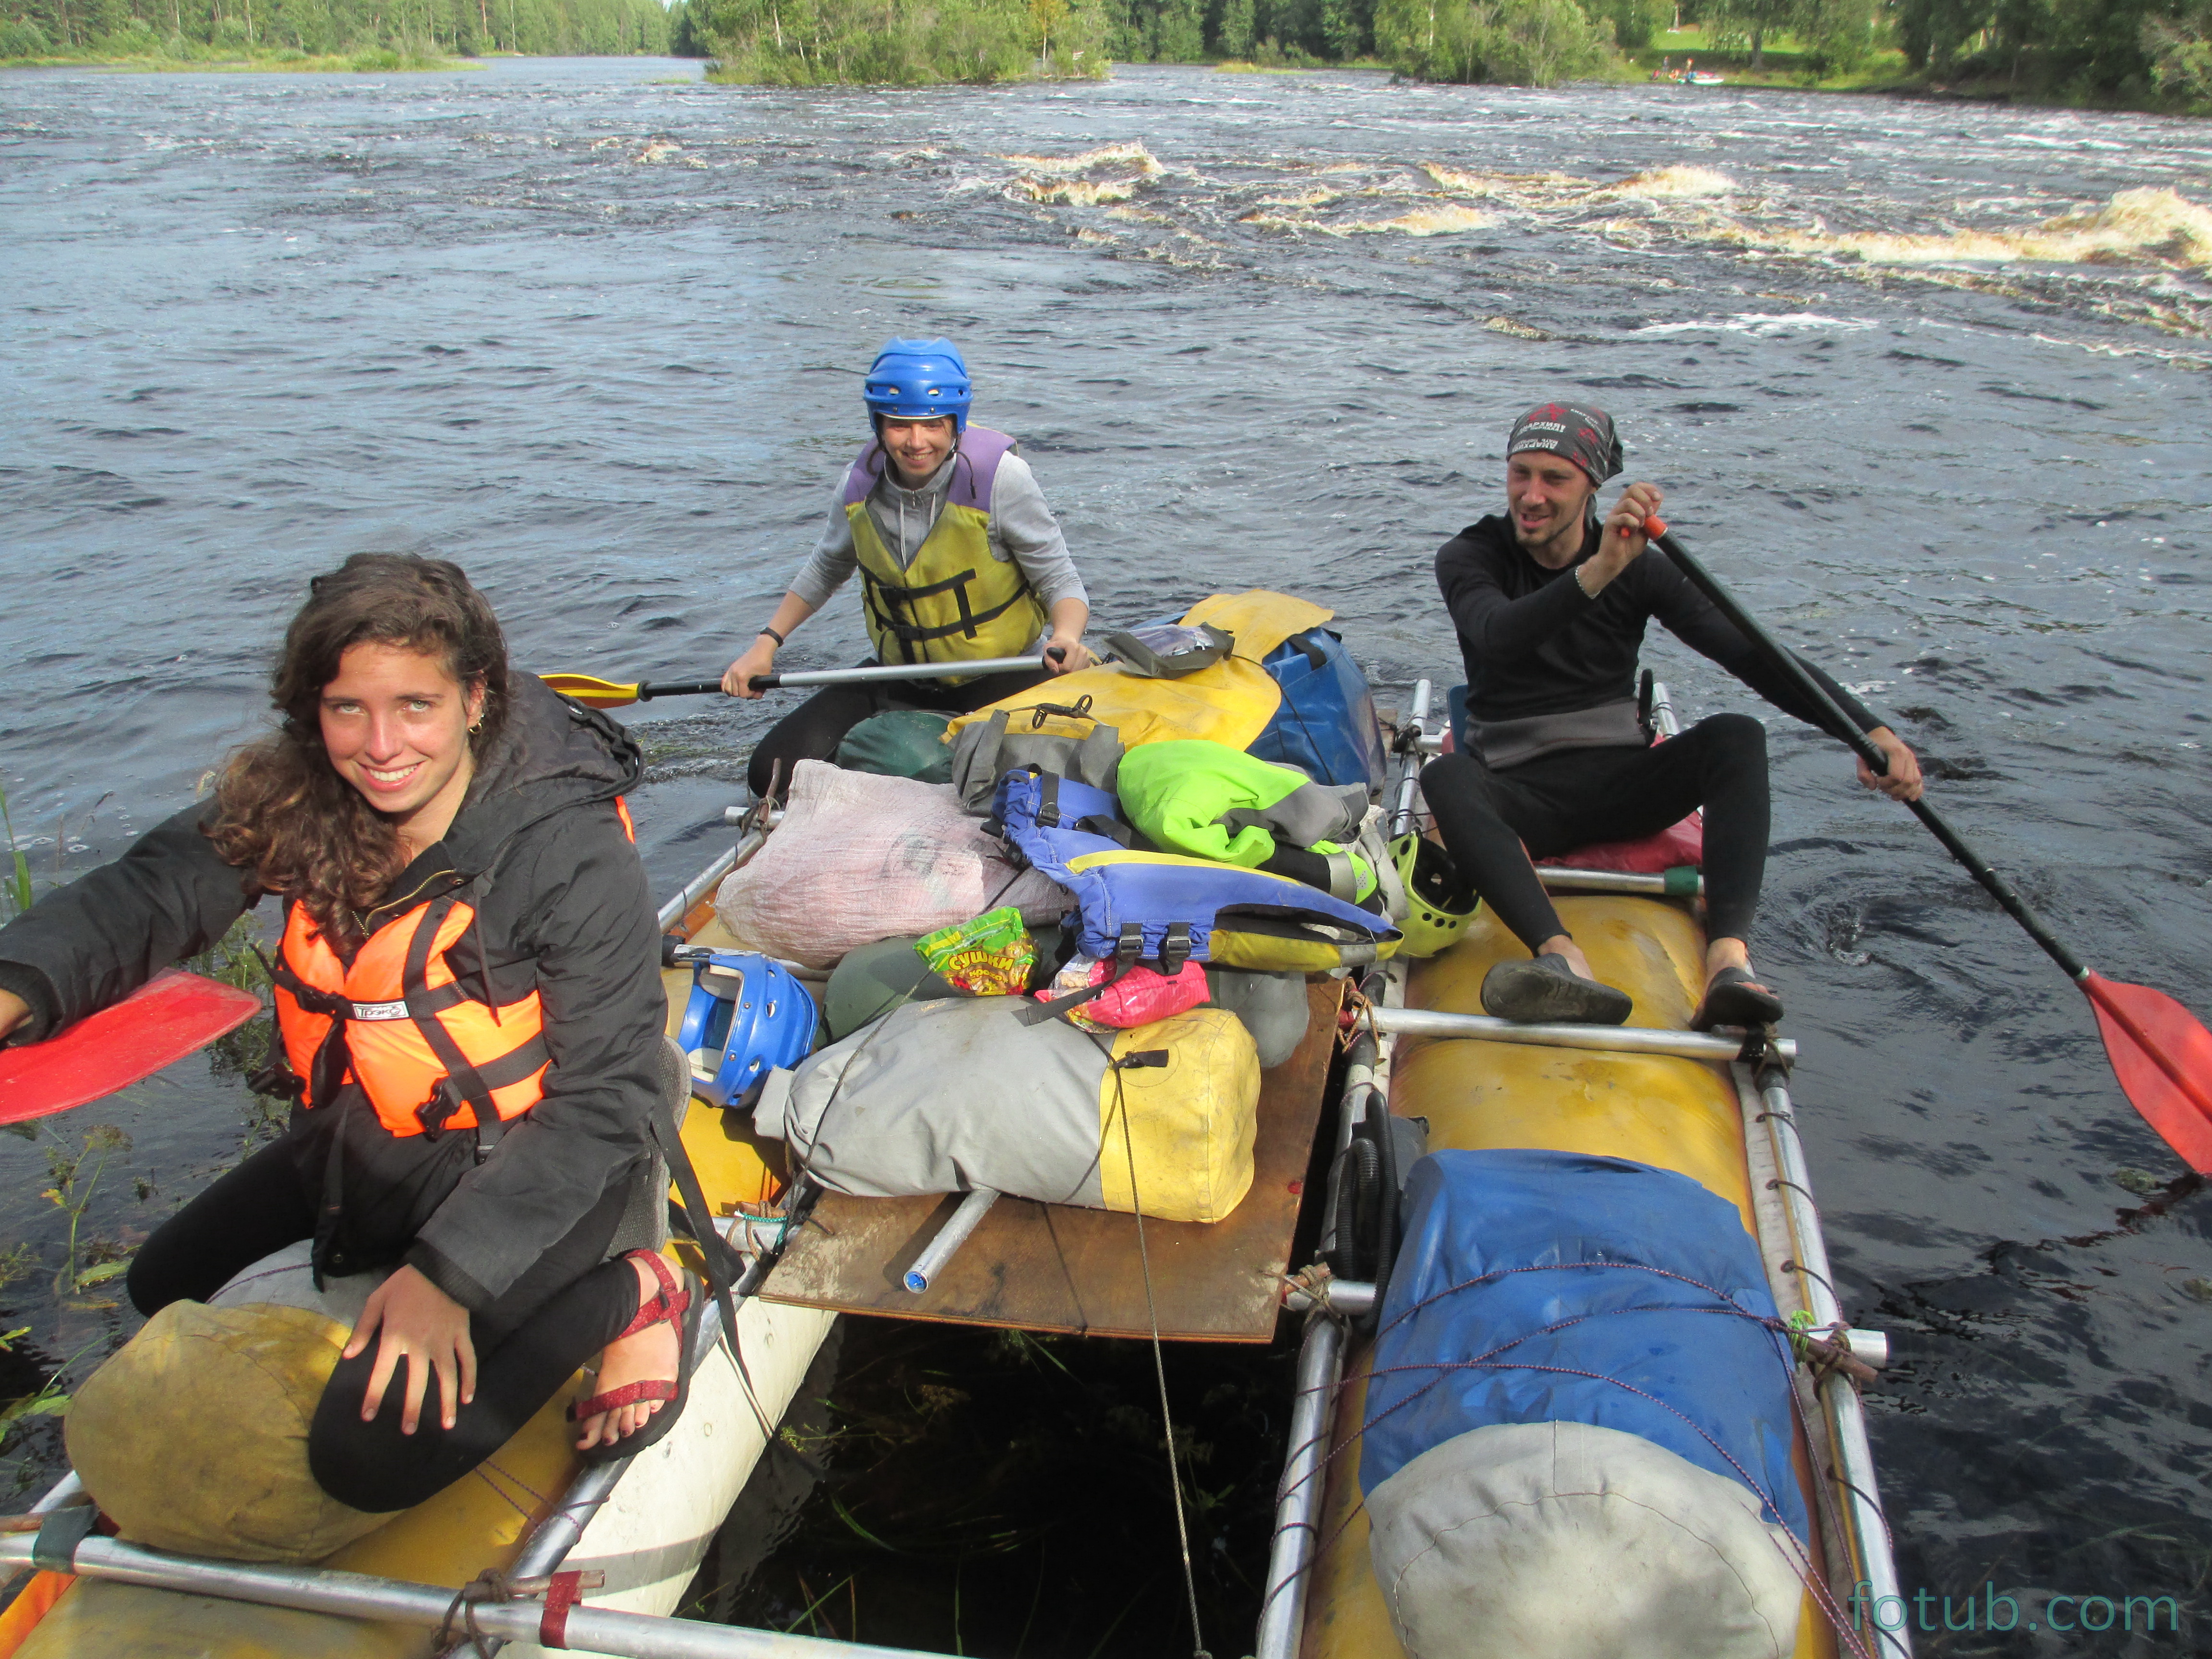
[1436,514,1881,737]
[0,677,664,1311]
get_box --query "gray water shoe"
[1479,952,1633,1026]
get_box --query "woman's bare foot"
[573,1253,684,1452]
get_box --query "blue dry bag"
[1362,1148,1809,1542]
[1247,629,1386,793]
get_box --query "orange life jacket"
[272,891,549,1140]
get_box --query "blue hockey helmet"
[862,337,973,432]
[674,950,818,1109]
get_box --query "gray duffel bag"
[947,706,1124,814]
[754,995,1260,1224]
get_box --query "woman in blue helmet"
[722,338,1093,800]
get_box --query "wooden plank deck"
[757,979,1344,1342]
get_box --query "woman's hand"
[0,989,28,1044]
[1856,727,1925,803]
[1043,633,1094,675]
[721,636,780,700]
[344,1264,477,1434]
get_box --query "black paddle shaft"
[636,681,727,700]
[1647,525,2089,982]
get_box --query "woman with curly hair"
[0,553,697,1511]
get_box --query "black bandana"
[1507,402,1623,486]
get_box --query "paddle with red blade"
[1645,514,2212,1173]
[0,970,263,1127]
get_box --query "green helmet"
[1388,833,1477,959]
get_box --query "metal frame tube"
[1533,865,1704,897]
[1755,1069,1910,1659]
[657,832,764,933]
[1281,1278,1376,1317]
[1388,680,1433,839]
[0,1534,939,1659]
[1252,1312,1346,1659]
[902,1189,998,1293]
[1366,1006,1791,1063]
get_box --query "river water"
[3,54,2210,1654]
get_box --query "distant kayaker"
[721,337,1093,800]
[0,554,700,1513]
[1421,402,1923,1028]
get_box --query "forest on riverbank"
[0,0,676,64]
[683,0,2212,110]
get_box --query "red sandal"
[567,1248,702,1465]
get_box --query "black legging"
[746,659,1053,800]
[128,1140,644,1513]
[1420,712,1770,951]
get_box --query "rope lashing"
[1778,1254,1844,1303]
[434,1566,605,1657]
[1107,1052,1212,1659]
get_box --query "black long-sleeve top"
[0,678,665,1312]
[1436,515,1882,739]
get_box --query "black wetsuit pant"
[1419,712,1769,952]
[746,659,1054,801]
[127,1140,644,1514]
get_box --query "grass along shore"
[0,39,476,69]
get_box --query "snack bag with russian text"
[915,907,1037,998]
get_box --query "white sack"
[714,761,1070,969]
[1367,1419,1808,1659]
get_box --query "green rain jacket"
[1116,740,1374,901]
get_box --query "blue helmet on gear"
[863,337,973,433]
[674,950,817,1109]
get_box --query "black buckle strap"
[862,563,1025,647]
[403,895,513,1143]
[1016,924,1146,1027]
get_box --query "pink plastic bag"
[1038,956,1210,1032]
[713,762,1070,969]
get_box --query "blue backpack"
[1248,629,1387,793]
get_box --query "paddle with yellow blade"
[1645,514,2212,1174]
[541,656,1050,710]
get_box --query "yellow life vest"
[842,425,1048,672]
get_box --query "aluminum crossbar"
[1363,1006,1792,1063]
[0,1534,940,1659]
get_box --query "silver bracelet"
[1572,564,1595,599]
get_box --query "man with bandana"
[1420,401,1924,1028]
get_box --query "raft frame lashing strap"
[1104,1055,1211,1659]
[30,1502,95,1573]
[435,1567,605,1659]
[650,1103,783,1447]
